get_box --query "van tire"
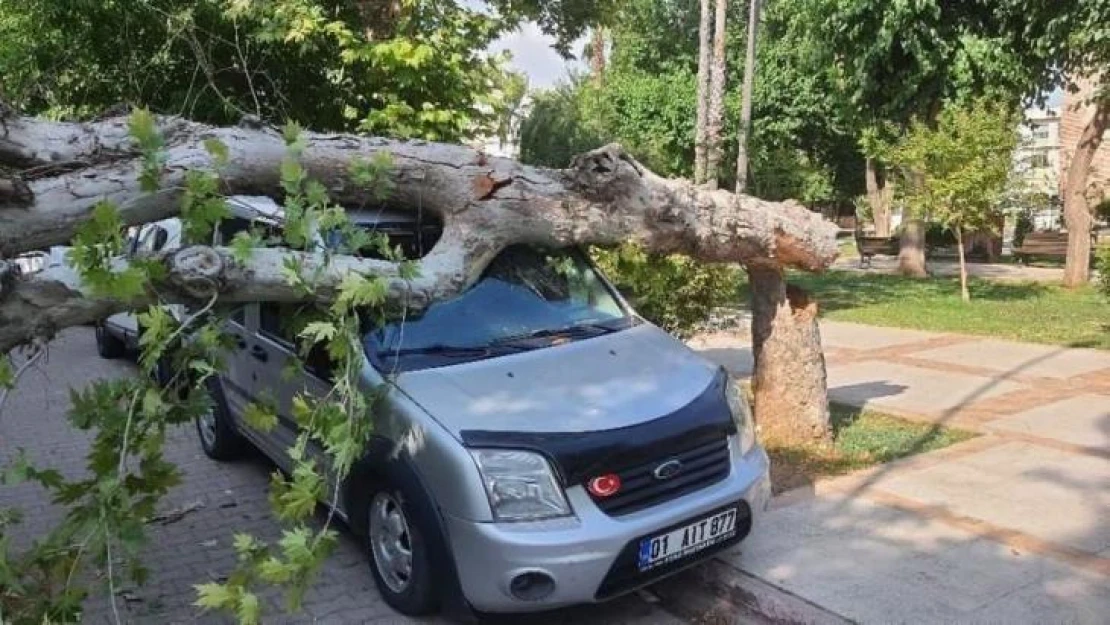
[95,324,126,359]
[196,377,246,461]
[351,469,441,616]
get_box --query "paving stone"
[725,491,1110,624]
[988,394,1110,449]
[965,563,1110,625]
[872,441,1110,554]
[827,361,1025,417]
[909,339,1110,380]
[818,322,941,350]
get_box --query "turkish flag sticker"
[587,473,622,498]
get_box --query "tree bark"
[747,262,831,444]
[898,219,928,277]
[694,0,714,185]
[704,0,728,189]
[735,0,760,194]
[954,224,969,302]
[865,158,892,237]
[0,109,840,353]
[590,26,607,85]
[1062,100,1109,287]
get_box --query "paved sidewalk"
[690,321,1110,624]
[831,255,1075,283]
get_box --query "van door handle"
[249,345,269,362]
[232,334,247,349]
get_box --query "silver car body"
[212,212,771,613]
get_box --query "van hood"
[393,323,719,437]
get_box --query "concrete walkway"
[689,321,1110,624]
[831,255,1075,283]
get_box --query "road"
[0,328,759,625]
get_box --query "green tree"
[987,0,1110,286]
[888,100,1020,301]
[0,0,524,141]
[780,0,1046,274]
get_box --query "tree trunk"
[590,27,606,85]
[0,108,840,353]
[734,0,760,193]
[1062,100,1109,287]
[694,0,714,185]
[704,0,728,189]
[954,224,969,302]
[865,158,892,237]
[898,219,928,277]
[748,263,831,444]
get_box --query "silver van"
[192,210,771,617]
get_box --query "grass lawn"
[772,270,1109,349]
[765,404,976,494]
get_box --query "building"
[1059,75,1110,206]
[1010,105,1063,233]
[1015,105,1061,197]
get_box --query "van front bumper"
[443,438,771,613]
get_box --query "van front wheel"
[364,486,438,615]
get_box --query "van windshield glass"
[368,246,633,370]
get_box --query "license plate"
[637,507,739,571]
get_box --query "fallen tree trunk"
[1,107,839,354]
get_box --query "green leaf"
[299,321,336,345]
[129,109,165,192]
[203,138,230,167]
[194,582,235,610]
[128,109,162,151]
[279,158,306,195]
[257,557,292,583]
[232,532,261,556]
[230,230,259,264]
[237,591,261,625]
[0,358,13,390]
[243,402,277,433]
[282,121,304,147]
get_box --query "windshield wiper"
[380,343,529,358]
[491,322,621,345]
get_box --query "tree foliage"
[0,0,527,141]
[0,117,409,624]
[887,99,1020,300]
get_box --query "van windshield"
[368,246,635,371]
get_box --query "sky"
[458,0,582,89]
[489,22,582,90]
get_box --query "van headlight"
[470,449,572,522]
[726,378,756,455]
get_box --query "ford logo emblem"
[652,459,684,481]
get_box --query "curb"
[651,558,854,625]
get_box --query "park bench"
[854,231,900,268]
[1012,231,1098,263]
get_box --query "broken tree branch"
[0,108,839,353]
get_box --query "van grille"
[587,437,731,516]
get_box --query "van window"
[216,217,283,246]
[259,303,295,345]
[369,246,632,370]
